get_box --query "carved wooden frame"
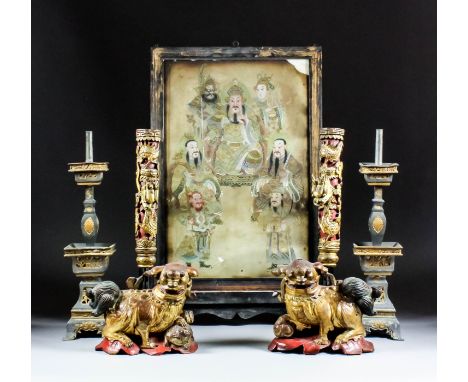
[149,46,322,319]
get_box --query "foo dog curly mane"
[87,281,121,317]
[340,277,381,316]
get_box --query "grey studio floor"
[31,316,436,382]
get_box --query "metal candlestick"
[63,131,116,340]
[353,129,403,340]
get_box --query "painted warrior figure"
[169,139,221,209]
[212,81,264,175]
[251,74,285,135]
[175,191,222,268]
[187,71,224,161]
[252,138,304,204]
[257,189,296,269]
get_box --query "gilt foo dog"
[269,259,381,355]
[88,262,198,355]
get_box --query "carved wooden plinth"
[95,337,198,356]
[268,335,374,355]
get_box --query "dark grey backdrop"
[32,0,436,317]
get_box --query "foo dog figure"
[268,259,381,355]
[88,262,198,355]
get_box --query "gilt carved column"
[135,129,161,269]
[312,128,344,268]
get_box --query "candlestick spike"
[375,129,383,165]
[86,131,93,163]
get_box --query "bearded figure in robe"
[212,81,264,176]
[251,138,304,205]
[169,139,221,209]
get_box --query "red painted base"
[95,337,198,356]
[95,338,140,355]
[268,335,374,355]
[331,337,374,355]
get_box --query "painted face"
[203,84,216,101]
[272,140,286,158]
[270,192,282,207]
[256,84,268,101]
[190,193,204,210]
[229,95,243,113]
[186,141,200,159]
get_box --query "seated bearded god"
[212,82,263,176]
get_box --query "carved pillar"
[312,128,344,268]
[135,129,161,269]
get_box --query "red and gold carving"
[311,128,344,268]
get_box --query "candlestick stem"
[369,186,386,245]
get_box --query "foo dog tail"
[340,277,381,316]
[87,281,121,316]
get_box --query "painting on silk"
[165,60,311,277]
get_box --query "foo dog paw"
[184,310,194,325]
[332,334,347,346]
[312,336,330,346]
[273,315,296,338]
[331,336,375,355]
[274,323,295,338]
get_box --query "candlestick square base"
[362,314,402,341]
[63,280,106,341]
[63,243,116,340]
[353,241,403,340]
